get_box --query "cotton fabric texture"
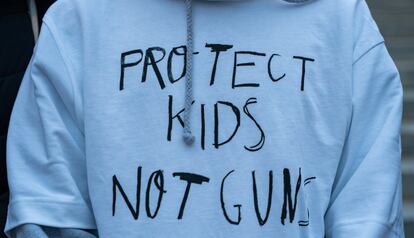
[5,0,405,237]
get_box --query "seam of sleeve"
[39,19,81,130]
[352,0,385,65]
[352,40,384,66]
[325,219,403,238]
[5,199,97,235]
[349,41,386,126]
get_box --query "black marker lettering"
[145,170,166,219]
[220,170,241,225]
[120,49,143,91]
[232,51,266,88]
[205,43,233,86]
[112,166,142,219]
[167,95,195,141]
[252,170,273,226]
[173,172,210,219]
[213,101,241,149]
[243,97,265,152]
[142,47,167,89]
[268,53,286,82]
[293,56,315,91]
[167,45,186,84]
[281,168,302,225]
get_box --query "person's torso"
[57,0,356,237]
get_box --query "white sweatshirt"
[5,0,405,237]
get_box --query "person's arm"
[325,1,405,237]
[11,224,97,238]
[4,15,96,238]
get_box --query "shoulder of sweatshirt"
[41,0,102,29]
[40,0,105,58]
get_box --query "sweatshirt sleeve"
[324,1,405,237]
[11,224,97,238]
[4,21,96,237]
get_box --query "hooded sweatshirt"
[4,0,405,237]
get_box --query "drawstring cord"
[183,0,196,145]
[181,0,309,146]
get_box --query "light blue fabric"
[12,224,97,238]
[12,224,47,238]
[5,0,404,237]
